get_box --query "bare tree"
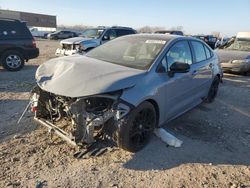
[57,24,93,32]
[211,31,220,38]
[137,26,166,33]
[169,26,184,31]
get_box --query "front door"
[163,40,196,120]
[101,29,117,44]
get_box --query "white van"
[30,27,56,38]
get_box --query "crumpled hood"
[216,49,250,63]
[36,55,145,97]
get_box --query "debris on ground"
[154,128,183,147]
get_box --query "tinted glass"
[0,20,31,39]
[87,36,167,70]
[104,29,117,40]
[166,40,192,70]
[115,29,135,36]
[191,41,207,62]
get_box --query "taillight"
[31,93,39,113]
[32,38,36,48]
[31,106,37,113]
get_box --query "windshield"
[80,29,104,39]
[86,36,167,70]
[226,39,250,51]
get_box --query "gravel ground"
[0,40,250,188]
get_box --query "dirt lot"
[0,40,250,188]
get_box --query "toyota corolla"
[31,34,222,152]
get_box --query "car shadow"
[123,101,250,170]
[0,99,37,142]
[0,64,38,93]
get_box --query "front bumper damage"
[55,48,78,56]
[31,86,132,148]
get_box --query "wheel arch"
[145,99,160,127]
[0,48,25,59]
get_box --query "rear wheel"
[117,101,157,152]
[1,50,24,71]
[205,76,220,103]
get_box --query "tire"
[205,76,220,103]
[117,101,157,152]
[0,50,24,71]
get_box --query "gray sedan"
[31,34,223,152]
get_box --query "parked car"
[155,30,184,36]
[29,27,56,38]
[216,32,250,74]
[215,37,230,49]
[0,18,39,71]
[47,30,78,40]
[193,35,218,49]
[55,26,136,56]
[31,34,222,152]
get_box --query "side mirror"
[103,35,110,41]
[169,62,190,77]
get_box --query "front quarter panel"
[120,71,169,126]
[212,52,223,79]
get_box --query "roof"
[155,30,182,33]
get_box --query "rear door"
[189,40,213,99]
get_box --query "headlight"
[232,59,250,64]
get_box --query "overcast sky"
[1,0,250,36]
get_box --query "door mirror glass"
[169,62,190,73]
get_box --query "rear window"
[204,45,212,59]
[0,20,32,39]
[191,41,207,62]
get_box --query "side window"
[191,41,207,62]
[115,29,126,37]
[116,29,135,37]
[204,45,212,59]
[104,29,117,40]
[159,57,168,72]
[0,21,29,39]
[166,41,192,70]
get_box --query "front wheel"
[117,101,157,152]
[205,76,220,103]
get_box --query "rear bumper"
[24,48,39,60]
[221,62,250,73]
